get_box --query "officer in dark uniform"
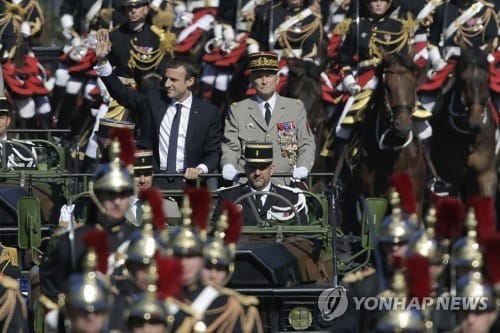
[428,0,498,62]
[215,142,308,226]
[107,0,174,90]
[46,247,112,333]
[247,0,323,60]
[39,129,139,303]
[168,191,263,332]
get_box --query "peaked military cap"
[248,52,279,72]
[244,142,273,163]
[97,118,135,139]
[134,150,153,172]
[121,0,150,7]
[0,97,11,115]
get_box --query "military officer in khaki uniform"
[221,51,316,185]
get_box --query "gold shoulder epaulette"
[333,18,352,36]
[213,285,260,307]
[341,267,376,284]
[0,275,19,290]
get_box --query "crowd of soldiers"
[0,0,499,332]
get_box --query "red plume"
[222,200,242,245]
[83,229,110,274]
[467,196,495,244]
[139,187,167,230]
[405,254,431,300]
[185,187,211,232]
[388,172,416,215]
[435,197,466,239]
[390,255,405,270]
[484,234,500,285]
[108,127,136,167]
[156,254,183,300]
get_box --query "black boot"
[422,139,452,196]
[37,113,53,140]
[55,93,78,130]
[49,85,66,115]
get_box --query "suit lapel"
[185,98,199,147]
[154,90,171,133]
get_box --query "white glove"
[428,45,447,71]
[20,21,31,38]
[60,14,74,29]
[343,74,361,95]
[292,166,309,180]
[62,27,74,41]
[222,164,240,181]
[213,23,223,47]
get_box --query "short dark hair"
[166,57,199,81]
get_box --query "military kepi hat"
[134,150,153,171]
[0,97,11,115]
[121,0,149,7]
[245,142,273,163]
[248,52,279,72]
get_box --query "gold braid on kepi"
[125,262,170,329]
[203,200,243,285]
[89,127,136,214]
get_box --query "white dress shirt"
[159,93,192,172]
[250,182,272,206]
[256,93,277,121]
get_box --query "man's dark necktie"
[265,102,271,125]
[166,103,182,172]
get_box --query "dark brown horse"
[431,48,497,199]
[340,53,427,230]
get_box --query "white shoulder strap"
[191,285,220,314]
[272,8,314,48]
[444,2,484,40]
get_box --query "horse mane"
[459,48,489,72]
[381,52,417,72]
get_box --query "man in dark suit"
[214,142,308,226]
[94,29,222,190]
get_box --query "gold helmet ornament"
[378,189,417,244]
[169,188,211,257]
[126,262,170,330]
[451,208,481,269]
[203,200,243,285]
[59,230,110,313]
[407,206,442,264]
[127,188,168,265]
[456,252,497,311]
[89,127,136,214]
[375,263,426,333]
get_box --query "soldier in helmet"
[168,189,263,332]
[216,141,308,225]
[48,244,112,333]
[40,128,139,303]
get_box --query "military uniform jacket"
[429,0,498,51]
[40,221,138,301]
[173,282,263,333]
[338,15,412,75]
[250,2,322,58]
[222,95,315,179]
[213,182,308,225]
[109,21,169,87]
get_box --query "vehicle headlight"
[288,306,313,331]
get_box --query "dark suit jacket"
[213,183,307,225]
[101,73,222,173]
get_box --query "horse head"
[457,48,490,131]
[380,52,419,138]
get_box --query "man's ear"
[269,163,276,174]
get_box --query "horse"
[339,53,427,232]
[430,48,497,199]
